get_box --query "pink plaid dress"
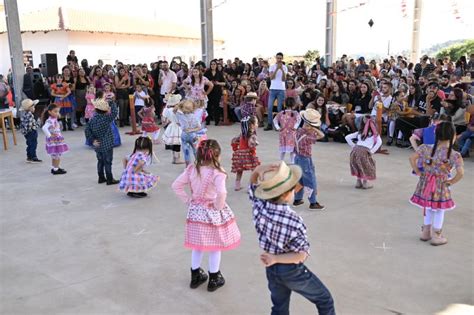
[172,165,241,251]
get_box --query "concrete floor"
[0,124,473,315]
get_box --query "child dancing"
[293,109,326,210]
[119,136,159,198]
[248,161,335,315]
[176,99,207,166]
[20,99,42,163]
[345,116,382,189]
[42,104,69,175]
[162,94,184,164]
[231,116,260,191]
[409,121,464,246]
[273,97,301,163]
[172,139,241,292]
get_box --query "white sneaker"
[72,123,78,128]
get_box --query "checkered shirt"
[295,127,318,157]
[248,184,310,254]
[20,111,39,135]
[85,102,118,152]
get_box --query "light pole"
[325,0,337,67]
[200,0,214,65]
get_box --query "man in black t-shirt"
[417,81,442,115]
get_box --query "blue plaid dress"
[119,152,159,193]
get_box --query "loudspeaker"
[40,53,58,78]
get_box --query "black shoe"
[207,271,225,292]
[309,202,325,210]
[127,192,146,198]
[137,192,147,197]
[31,157,43,163]
[293,200,304,206]
[190,268,208,289]
[26,158,33,163]
[98,177,107,184]
[119,121,125,127]
[51,168,67,175]
[106,179,120,185]
[264,125,273,131]
[386,138,393,146]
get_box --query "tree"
[436,40,474,61]
[303,50,320,66]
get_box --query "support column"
[411,0,422,63]
[4,0,25,112]
[200,0,214,65]
[325,0,337,67]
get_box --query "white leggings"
[423,209,445,230]
[388,120,403,139]
[280,152,296,164]
[191,250,221,273]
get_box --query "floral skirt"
[231,149,260,173]
[350,145,376,180]
[46,135,69,157]
[185,201,241,251]
[410,174,455,211]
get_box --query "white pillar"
[4,0,25,112]
[325,0,337,67]
[411,0,422,63]
[200,0,214,65]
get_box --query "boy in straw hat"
[293,108,326,210]
[20,98,42,163]
[248,161,335,315]
[85,97,120,185]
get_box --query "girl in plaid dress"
[172,139,241,292]
[231,116,260,191]
[119,137,159,198]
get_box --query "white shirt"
[370,94,392,117]
[160,70,177,95]
[345,132,382,154]
[269,64,288,90]
[134,90,146,107]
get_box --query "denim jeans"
[96,149,114,180]
[294,155,317,204]
[181,131,198,163]
[458,128,474,155]
[234,106,242,121]
[268,89,285,125]
[24,130,38,159]
[266,263,335,315]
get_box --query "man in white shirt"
[369,81,393,121]
[159,61,177,112]
[265,52,288,130]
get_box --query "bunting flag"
[330,1,368,16]
[401,0,408,18]
[450,0,462,22]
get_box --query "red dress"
[231,133,260,173]
[141,107,160,133]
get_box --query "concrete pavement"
[0,124,473,314]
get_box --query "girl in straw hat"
[172,139,241,292]
[345,115,382,189]
[175,99,208,166]
[162,94,185,164]
[231,116,261,191]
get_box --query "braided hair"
[195,139,225,175]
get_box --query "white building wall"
[0,31,225,74]
[0,31,69,74]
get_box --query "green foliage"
[303,50,320,65]
[436,40,474,61]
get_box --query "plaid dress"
[172,165,241,251]
[119,152,159,193]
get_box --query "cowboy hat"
[92,98,110,112]
[20,99,39,111]
[300,108,321,127]
[244,92,258,99]
[255,161,302,200]
[166,94,182,107]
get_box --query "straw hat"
[92,98,110,111]
[300,108,321,127]
[254,161,302,200]
[244,92,258,99]
[166,94,182,107]
[20,99,39,111]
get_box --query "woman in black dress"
[204,59,226,125]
